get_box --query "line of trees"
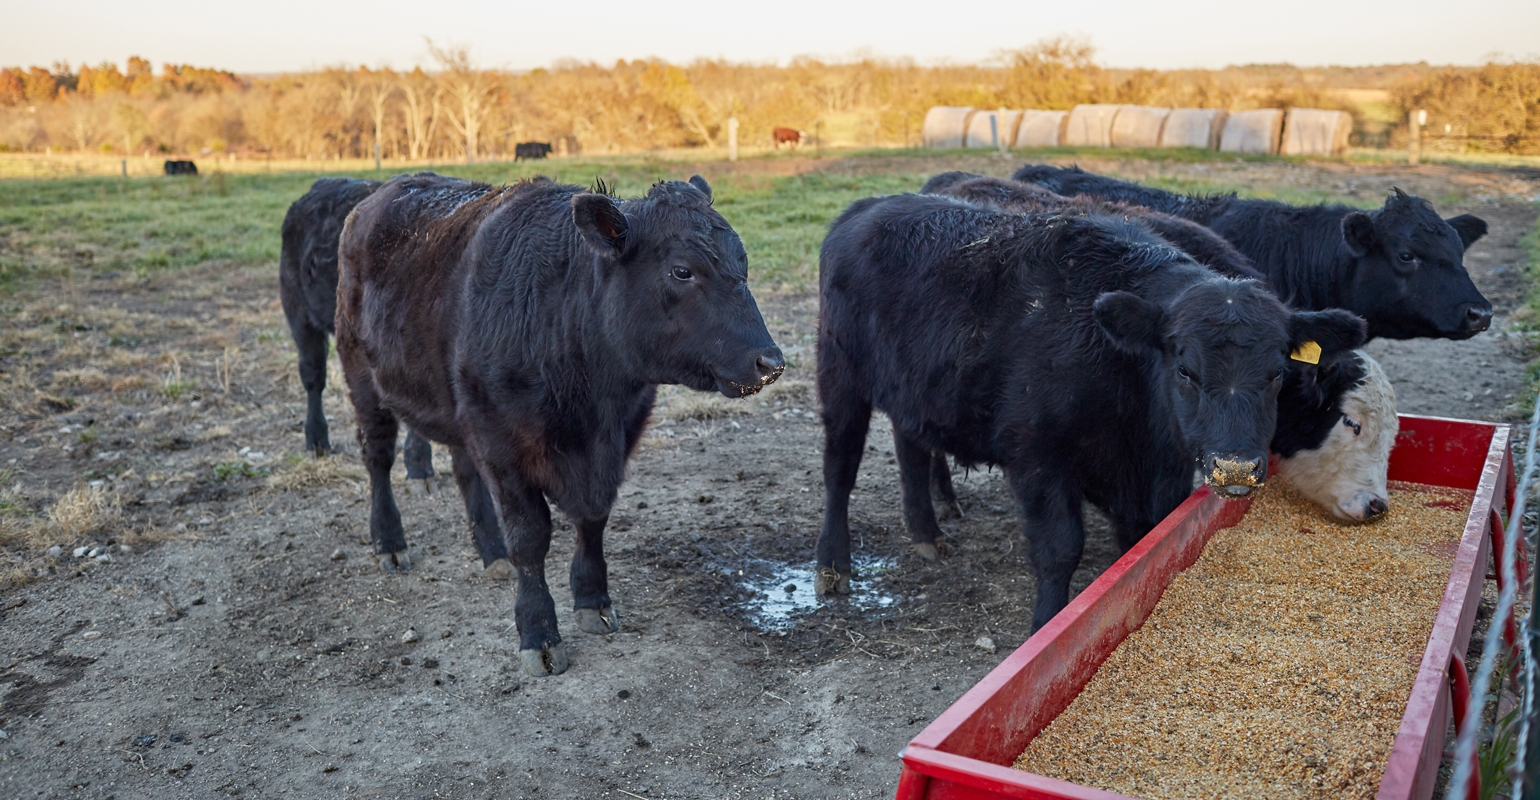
[2,38,1536,159]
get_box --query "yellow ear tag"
[1290,340,1322,365]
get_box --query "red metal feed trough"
[895,414,1522,800]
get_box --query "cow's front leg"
[571,516,618,634]
[482,461,564,676]
[1008,467,1085,632]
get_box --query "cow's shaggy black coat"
[923,173,1262,282]
[337,172,783,675]
[278,178,437,478]
[1012,164,1491,340]
[816,193,1364,630]
[514,142,553,160]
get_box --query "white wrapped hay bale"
[1219,109,1285,154]
[1062,105,1125,147]
[963,110,1023,149]
[1281,108,1353,156]
[923,107,976,149]
[1109,106,1172,148]
[1014,110,1068,148]
[1159,108,1229,149]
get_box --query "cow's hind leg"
[896,433,948,561]
[929,451,963,520]
[815,379,871,596]
[353,390,411,572]
[448,446,510,578]
[1009,468,1085,632]
[403,429,435,492]
[571,516,618,634]
[291,319,331,456]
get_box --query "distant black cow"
[337,172,784,675]
[515,142,553,160]
[1012,164,1491,340]
[278,178,437,482]
[815,193,1363,630]
[164,160,198,176]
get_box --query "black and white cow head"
[1341,188,1490,340]
[1274,350,1398,521]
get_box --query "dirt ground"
[1,155,1538,800]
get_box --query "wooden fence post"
[374,141,382,170]
[120,159,127,179]
[1409,109,1422,165]
[728,118,739,162]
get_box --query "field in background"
[0,147,1398,297]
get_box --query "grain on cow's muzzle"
[1204,454,1267,498]
[724,347,785,397]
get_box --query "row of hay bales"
[923,105,1352,155]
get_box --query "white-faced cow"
[278,177,436,482]
[1012,165,1491,341]
[336,172,783,675]
[816,193,1365,631]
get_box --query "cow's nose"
[755,348,786,384]
[1465,304,1493,332]
[1365,496,1388,518]
[1204,453,1267,497]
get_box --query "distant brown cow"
[772,127,803,149]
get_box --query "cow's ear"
[1289,309,1365,357]
[1094,291,1167,353]
[1341,212,1377,257]
[572,193,628,258]
[1446,214,1487,249]
[687,174,712,202]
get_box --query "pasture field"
[0,150,1537,798]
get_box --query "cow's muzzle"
[1203,453,1267,498]
[718,346,785,398]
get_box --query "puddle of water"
[731,556,899,632]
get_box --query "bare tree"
[363,68,396,159]
[426,39,498,163]
[398,67,441,161]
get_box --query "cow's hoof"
[575,607,619,635]
[405,477,433,496]
[936,500,964,521]
[520,643,569,677]
[309,444,332,458]
[814,567,850,596]
[913,539,948,562]
[378,551,412,573]
[482,558,513,581]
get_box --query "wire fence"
[1447,396,1539,799]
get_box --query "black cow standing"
[815,193,1364,630]
[1012,165,1491,340]
[164,160,198,176]
[515,142,553,160]
[278,178,436,482]
[337,173,784,675]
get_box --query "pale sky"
[5,0,1537,73]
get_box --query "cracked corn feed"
[1014,479,1472,799]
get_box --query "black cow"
[164,160,198,176]
[1012,164,1491,340]
[815,193,1363,630]
[278,178,436,482]
[337,172,784,675]
[515,142,553,161]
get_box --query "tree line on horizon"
[1,38,1536,160]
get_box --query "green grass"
[0,155,937,294]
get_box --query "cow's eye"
[1398,252,1415,263]
[1342,415,1362,436]
[671,266,694,281]
[1272,368,1286,383]
[1177,366,1193,381]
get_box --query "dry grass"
[48,484,121,540]
[266,455,366,492]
